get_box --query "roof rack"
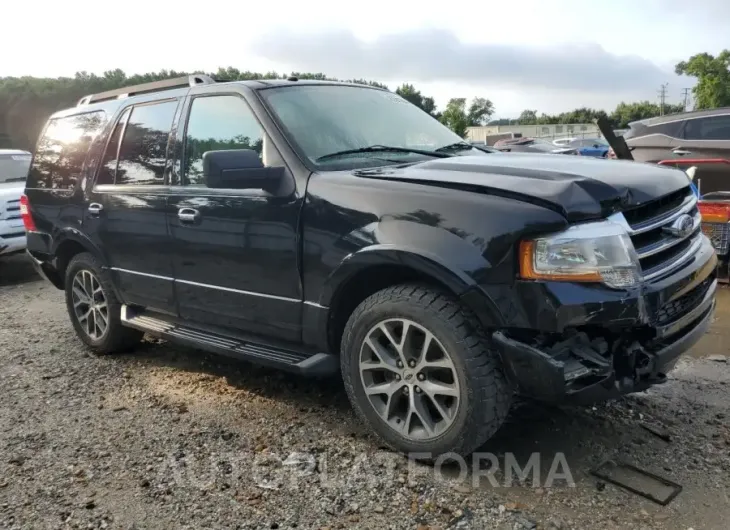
[77,74,215,106]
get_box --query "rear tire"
[341,283,512,457]
[64,252,143,354]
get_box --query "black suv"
[22,76,717,457]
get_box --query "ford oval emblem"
[663,214,694,238]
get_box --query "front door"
[167,91,302,341]
[85,99,181,314]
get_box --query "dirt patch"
[1,254,728,529]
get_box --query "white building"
[467,123,601,144]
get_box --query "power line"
[658,83,669,115]
[681,88,691,111]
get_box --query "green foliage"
[439,97,495,138]
[610,101,684,128]
[517,110,538,125]
[395,83,439,118]
[675,50,730,109]
[514,102,684,130]
[4,50,727,149]
[439,98,470,137]
[0,69,390,151]
[467,97,494,126]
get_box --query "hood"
[353,154,691,222]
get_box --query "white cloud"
[1,0,727,116]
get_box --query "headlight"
[519,220,640,288]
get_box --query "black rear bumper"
[489,237,718,403]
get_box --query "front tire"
[64,252,143,354]
[341,284,512,457]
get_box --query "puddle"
[687,284,729,359]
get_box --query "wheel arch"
[52,230,107,289]
[320,246,503,355]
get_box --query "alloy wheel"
[71,270,108,340]
[358,318,461,441]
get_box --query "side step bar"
[120,306,337,376]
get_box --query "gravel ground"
[1,254,729,530]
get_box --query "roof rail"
[77,74,215,106]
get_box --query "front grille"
[701,222,730,255]
[655,275,714,326]
[623,187,689,229]
[615,186,701,282]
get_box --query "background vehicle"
[623,108,730,195]
[22,77,717,458]
[566,138,610,157]
[552,137,576,147]
[0,149,31,257]
[494,137,572,154]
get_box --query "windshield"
[260,85,484,169]
[0,152,31,184]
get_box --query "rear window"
[27,111,106,189]
[115,100,177,185]
[0,152,31,184]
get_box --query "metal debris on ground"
[590,460,682,506]
[640,422,672,443]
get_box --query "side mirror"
[203,149,284,191]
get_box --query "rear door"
[167,89,302,341]
[674,114,730,195]
[85,98,182,314]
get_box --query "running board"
[120,306,337,376]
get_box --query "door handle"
[672,148,692,156]
[178,208,200,223]
[88,203,103,216]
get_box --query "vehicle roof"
[48,79,386,120]
[631,106,730,127]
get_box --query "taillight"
[698,201,730,223]
[19,194,37,231]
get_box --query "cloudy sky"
[3,0,727,118]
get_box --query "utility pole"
[658,83,669,115]
[681,88,691,111]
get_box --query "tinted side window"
[683,115,730,140]
[27,111,106,189]
[95,108,131,186]
[116,100,177,185]
[184,95,265,186]
[651,121,683,138]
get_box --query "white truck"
[0,150,31,257]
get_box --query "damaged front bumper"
[491,246,718,404]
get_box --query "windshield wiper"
[1,177,26,183]
[434,142,476,153]
[316,145,452,162]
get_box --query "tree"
[518,110,538,125]
[395,83,438,118]
[675,50,730,109]
[0,69,390,151]
[440,98,470,137]
[611,101,684,128]
[467,97,494,126]
[439,97,495,136]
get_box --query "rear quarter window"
[27,111,106,189]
